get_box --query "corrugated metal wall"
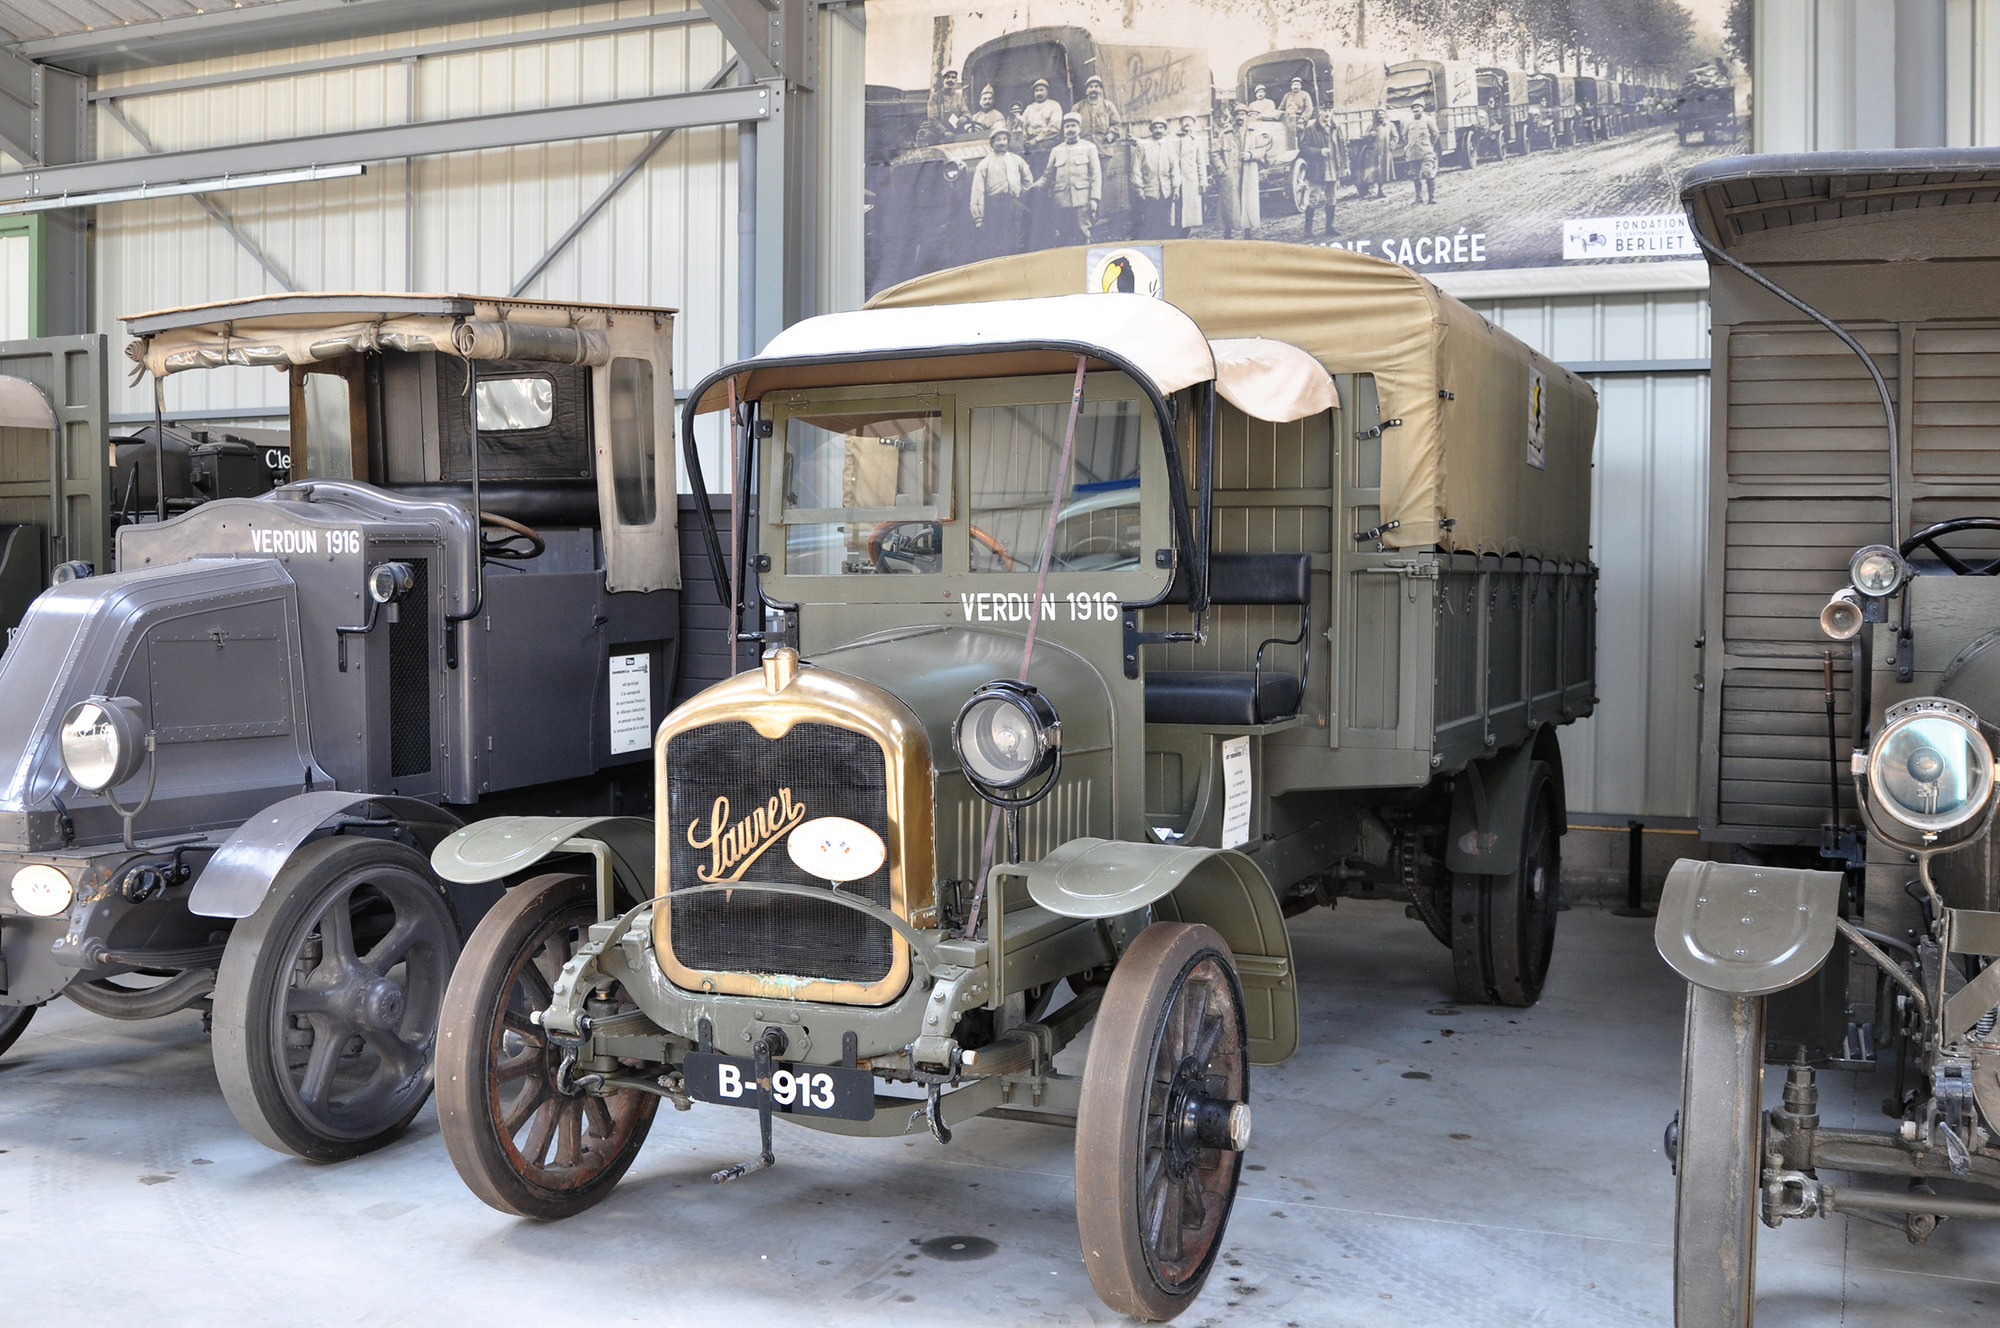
[1462,291,1712,819]
[91,1,743,426]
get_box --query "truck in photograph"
[0,292,682,1160]
[1527,72,1580,150]
[1386,58,1490,169]
[1478,66,1536,157]
[426,241,1596,1321]
[1669,149,2000,1324]
[1234,49,1390,209]
[1676,64,1738,145]
[868,26,1211,285]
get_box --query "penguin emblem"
[1101,255,1135,293]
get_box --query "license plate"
[681,1051,876,1122]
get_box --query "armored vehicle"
[0,292,681,1159]
[1668,150,2000,1325]
[427,242,1595,1320]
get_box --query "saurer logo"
[688,790,806,883]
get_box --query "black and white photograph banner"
[863,0,1750,295]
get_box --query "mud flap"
[1654,859,1842,996]
[1445,740,1537,875]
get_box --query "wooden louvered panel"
[1913,327,2000,477]
[1721,495,1891,658]
[1726,328,1896,485]
[1716,665,1856,834]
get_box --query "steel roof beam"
[0,81,774,206]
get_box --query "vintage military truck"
[1668,150,2000,1325]
[0,292,681,1159]
[426,242,1595,1320]
[1386,58,1490,170]
[1527,72,1580,151]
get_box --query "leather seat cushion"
[1144,669,1304,726]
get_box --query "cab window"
[781,406,947,575]
[968,398,1143,573]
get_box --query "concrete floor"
[3,899,1996,1327]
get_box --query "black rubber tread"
[0,1003,36,1059]
[213,836,459,1161]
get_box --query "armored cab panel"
[871,242,1598,789]
[0,558,314,851]
[1684,151,2000,846]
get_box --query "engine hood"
[808,625,1115,775]
[0,558,316,851]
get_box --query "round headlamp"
[953,681,1061,792]
[1850,545,1907,597]
[368,561,415,605]
[58,696,148,793]
[1867,698,1995,836]
[10,864,73,917]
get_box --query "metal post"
[1615,819,1654,917]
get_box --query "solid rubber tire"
[213,836,459,1161]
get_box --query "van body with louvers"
[0,293,683,1165]
[428,242,1599,1322]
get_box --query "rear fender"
[1654,859,1842,996]
[1024,837,1297,1064]
[1445,738,1539,875]
[189,791,463,919]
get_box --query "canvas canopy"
[870,242,1596,559]
[691,293,1340,427]
[121,292,676,378]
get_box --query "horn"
[1820,588,1864,641]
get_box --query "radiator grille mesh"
[389,559,433,778]
[665,720,896,987]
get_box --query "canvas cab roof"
[690,292,1337,425]
[121,291,676,378]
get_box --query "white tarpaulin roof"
[1210,338,1339,422]
[691,293,1222,415]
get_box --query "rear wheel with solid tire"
[0,1003,36,1059]
[1077,923,1249,1322]
[1452,758,1560,1007]
[437,873,658,1219]
[213,835,460,1161]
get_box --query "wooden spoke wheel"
[1077,923,1249,1322]
[437,873,657,1219]
[1452,759,1561,1008]
[213,836,460,1160]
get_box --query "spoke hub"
[1164,1058,1248,1171]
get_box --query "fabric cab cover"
[870,242,1597,562]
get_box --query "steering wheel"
[479,510,546,561]
[1901,517,2000,576]
[868,522,1017,574]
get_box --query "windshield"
[782,407,948,576]
[969,399,1143,573]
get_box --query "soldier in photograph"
[926,68,969,140]
[1405,102,1441,204]
[1077,74,1123,146]
[1007,102,1028,142]
[969,124,1034,256]
[1216,102,1264,237]
[1297,104,1344,237]
[1280,77,1315,132]
[1172,114,1208,234]
[1036,111,1100,245]
[1021,78,1065,167]
[1359,109,1398,198]
[1131,115,1181,240]
[1248,84,1276,117]
[970,83,1005,136]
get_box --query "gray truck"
[1670,149,2000,1324]
[0,292,684,1161]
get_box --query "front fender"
[188,791,463,918]
[430,814,654,902]
[1025,837,1298,1064]
[1654,859,1842,996]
